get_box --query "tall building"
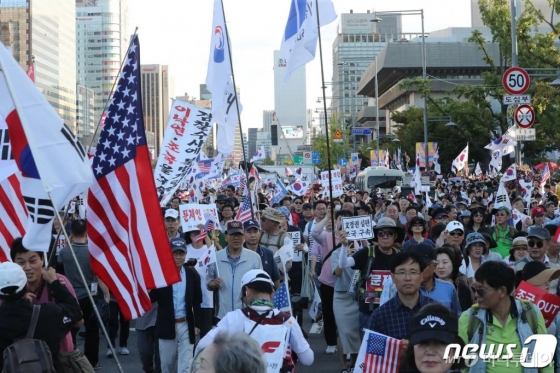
[76,85,96,146]
[471,0,551,27]
[76,0,129,131]
[332,10,402,120]
[0,0,77,130]
[273,50,307,163]
[262,110,274,132]
[248,128,258,160]
[141,64,170,157]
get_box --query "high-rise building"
[76,0,129,131]
[273,50,307,163]
[76,85,96,146]
[331,10,402,119]
[248,128,258,160]
[471,0,551,28]
[141,64,170,157]
[0,0,77,130]
[262,110,274,133]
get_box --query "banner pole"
[220,0,254,220]
[316,0,337,239]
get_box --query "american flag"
[541,164,551,187]
[197,159,213,173]
[272,281,291,313]
[355,331,403,373]
[87,35,180,320]
[0,173,26,261]
[235,188,255,223]
[194,219,215,243]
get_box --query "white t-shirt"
[195,308,311,357]
[186,243,214,309]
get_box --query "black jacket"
[0,280,83,368]
[150,264,202,344]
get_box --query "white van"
[355,167,405,194]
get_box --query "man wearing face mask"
[195,270,314,372]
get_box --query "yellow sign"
[333,129,344,142]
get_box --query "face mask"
[334,205,341,211]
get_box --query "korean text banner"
[154,100,213,206]
[414,142,438,168]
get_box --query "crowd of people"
[2,173,560,373]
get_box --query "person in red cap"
[522,205,547,232]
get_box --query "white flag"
[519,179,534,208]
[494,179,512,211]
[250,145,266,162]
[475,162,482,176]
[452,145,468,172]
[501,164,517,182]
[308,284,321,320]
[0,42,92,251]
[206,0,231,106]
[280,0,337,82]
[199,245,217,267]
[512,208,530,226]
[433,148,441,174]
[213,78,242,156]
[489,149,503,173]
[290,179,310,197]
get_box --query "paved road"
[93,313,344,373]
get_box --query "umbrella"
[534,162,559,171]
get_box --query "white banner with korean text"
[154,100,213,207]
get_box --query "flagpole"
[315,0,337,236]
[219,0,254,220]
[86,27,139,152]
[47,193,126,373]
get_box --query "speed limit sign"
[503,67,530,95]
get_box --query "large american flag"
[87,35,180,320]
[355,330,403,373]
[0,173,26,261]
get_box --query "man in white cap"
[444,221,465,248]
[164,209,182,239]
[0,262,82,371]
[196,269,314,371]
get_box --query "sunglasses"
[470,286,494,297]
[377,231,395,238]
[448,231,464,237]
[528,240,544,248]
[435,215,449,220]
[411,222,424,227]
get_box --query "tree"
[311,112,353,170]
[261,157,275,166]
[394,0,560,171]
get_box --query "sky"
[127,0,472,132]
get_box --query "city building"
[200,83,211,100]
[273,50,307,163]
[256,130,272,162]
[141,64,171,157]
[0,0,77,130]
[262,110,274,133]
[242,132,248,160]
[76,85,96,147]
[248,128,258,160]
[358,31,501,138]
[76,0,129,131]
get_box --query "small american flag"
[355,330,403,373]
[194,219,215,243]
[272,281,291,313]
[541,164,551,187]
[235,188,255,223]
[197,159,213,173]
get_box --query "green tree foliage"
[393,0,560,171]
[311,113,354,170]
[261,157,275,166]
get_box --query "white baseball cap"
[239,270,274,299]
[165,209,179,219]
[0,262,27,297]
[446,221,464,233]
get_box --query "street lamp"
[371,9,427,167]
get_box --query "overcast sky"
[127,0,472,132]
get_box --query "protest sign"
[199,203,221,231]
[287,231,301,245]
[154,100,213,207]
[179,204,206,233]
[365,270,391,304]
[320,169,342,188]
[342,216,374,240]
[515,281,560,327]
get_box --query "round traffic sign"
[338,158,348,167]
[503,67,531,95]
[304,151,311,159]
[514,104,535,128]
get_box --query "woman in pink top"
[11,243,83,355]
[311,208,353,356]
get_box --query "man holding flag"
[196,269,314,372]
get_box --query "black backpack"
[2,305,55,373]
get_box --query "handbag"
[57,349,95,373]
[93,298,110,325]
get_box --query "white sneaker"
[325,345,337,355]
[106,348,113,358]
[119,347,130,355]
